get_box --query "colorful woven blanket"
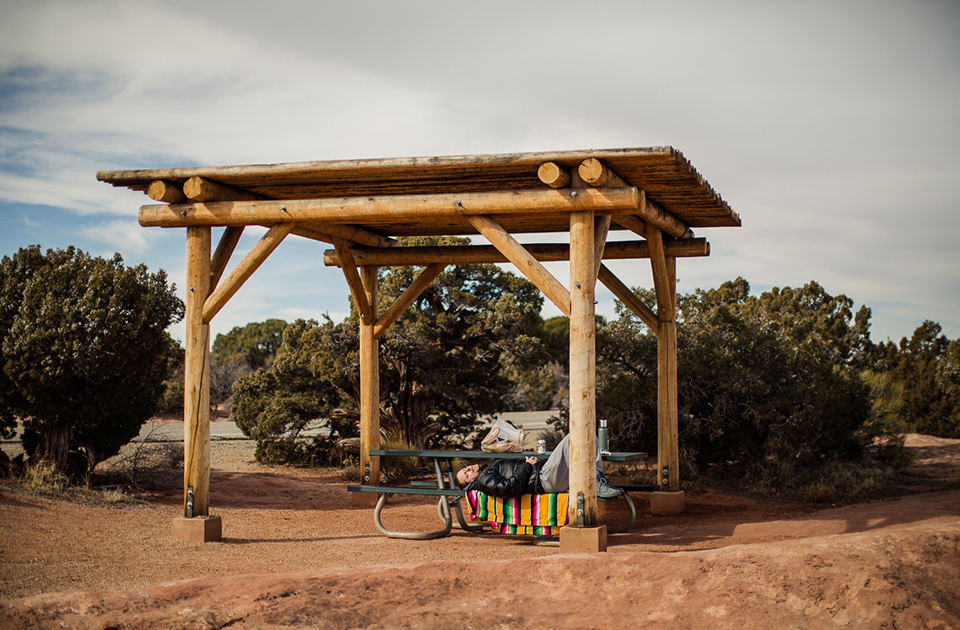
[465,490,569,535]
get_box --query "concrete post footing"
[650,491,686,515]
[172,516,222,543]
[559,525,607,553]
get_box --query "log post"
[657,256,681,498]
[566,209,598,528]
[356,265,381,504]
[175,226,221,542]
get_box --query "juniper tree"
[0,246,183,475]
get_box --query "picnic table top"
[370,448,647,462]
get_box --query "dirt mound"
[4,511,959,629]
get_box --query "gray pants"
[537,434,603,493]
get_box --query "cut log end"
[147,180,187,203]
[538,162,571,188]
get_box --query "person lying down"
[456,434,621,500]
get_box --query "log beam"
[579,159,693,239]
[641,197,695,240]
[374,263,446,338]
[323,238,709,267]
[184,176,258,203]
[594,215,611,282]
[301,223,399,248]
[202,222,295,323]
[467,214,571,318]
[613,213,647,239]
[579,157,630,189]
[334,237,374,325]
[283,224,332,245]
[537,162,571,188]
[138,187,640,228]
[597,264,659,332]
[183,177,397,248]
[647,226,675,322]
[284,222,398,249]
[210,226,244,291]
[148,180,187,204]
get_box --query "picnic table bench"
[347,448,648,540]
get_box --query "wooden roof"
[97,147,739,239]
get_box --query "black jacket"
[469,458,544,498]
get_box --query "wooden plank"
[374,263,446,338]
[184,226,211,518]
[201,222,295,322]
[209,226,244,291]
[360,266,380,488]
[334,237,374,325]
[467,214,571,318]
[137,187,640,228]
[658,256,678,491]
[537,162,571,188]
[568,210,598,526]
[323,239,710,267]
[597,264,659,332]
[147,180,187,203]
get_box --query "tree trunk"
[36,422,73,472]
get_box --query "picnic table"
[347,448,648,540]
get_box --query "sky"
[1,0,958,346]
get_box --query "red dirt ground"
[0,434,958,629]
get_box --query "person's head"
[456,464,481,489]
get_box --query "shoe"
[596,472,621,501]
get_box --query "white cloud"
[79,218,149,255]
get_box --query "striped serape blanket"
[465,490,569,535]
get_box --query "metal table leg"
[373,492,454,540]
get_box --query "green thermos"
[598,418,609,452]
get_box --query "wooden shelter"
[98,147,740,550]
